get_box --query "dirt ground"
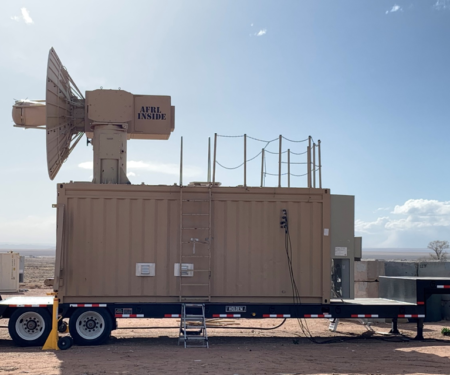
[19,256,55,290]
[1,257,450,375]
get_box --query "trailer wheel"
[69,308,112,346]
[8,308,51,347]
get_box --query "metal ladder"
[179,186,212,302]
[178,303,209,348]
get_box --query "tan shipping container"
[54,183,331,304]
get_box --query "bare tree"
[427,240,449,261]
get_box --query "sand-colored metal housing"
[54,183,331,305]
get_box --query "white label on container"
[335,247,347,256]
[324,228,329,236]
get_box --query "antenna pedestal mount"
[11,48,175,182]
[92,123,130,184]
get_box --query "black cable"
[281,213,405,345]
[116,319,287,331]
[205,319,287,331]
[282,136,308,143]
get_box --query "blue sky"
[0,0,449,248]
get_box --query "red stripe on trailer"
[262,314,291,318]
[398,314,425,318]
[115,314,144,318]
[303,314,331,318]
[351,314,379,318]
[164,314,180,318]
[437,285,450,289]
[9,304,48,308]
[417,301,424,305]
[212,314,241,318]
[69,304,107,307]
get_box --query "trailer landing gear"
[42,292,74,350]
[57,336,73,350]
[414,318,424,341]
[389,318,400,335]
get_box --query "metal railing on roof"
[179,134,322,188]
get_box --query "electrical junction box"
[135,263,155,277]
[174,263,194,277]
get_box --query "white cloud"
[10,8,34,24]
[356,217,390,233]
[356,199,450,247]
[128,160,201,177]
[255,29,267,37]
[78,160,201,178]
[386,5,402,14]
[127,172,136,177]
[21,8,33,24]
[434,0,450,10]
[392,199,450,216]
[78,161,93,169]
[375,207,390,212]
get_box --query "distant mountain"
[0,243,55,250]
[0,245,433,260]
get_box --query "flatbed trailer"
[1,276,450,347]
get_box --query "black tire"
[8,308,52,347]
[58,320,68,333]
[57,336,73,350]
[69,308,112,346]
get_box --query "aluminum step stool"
[178,303,209,348]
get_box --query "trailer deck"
[1,276,450,346]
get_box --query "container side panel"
[104,198,118,296]
[143,199,156,297]
[311,202,323,297]
[60,184,330,304]
[129,199,144,296]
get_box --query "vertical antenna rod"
[212,133,217,186]
[179,136,183,186]
[244,134,247,187]
[278,135,282,188]
[260,148,265,187]
[313,143,316,188]
[318,140,322,188]
[288,149,290,188]
[207,137,211,183]
[308,136,312,188]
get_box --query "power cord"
[280,209,418,345]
